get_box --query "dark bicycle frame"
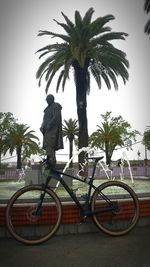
[36,157,117,219]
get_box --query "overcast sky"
[0,0,150,162]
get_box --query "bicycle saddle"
[88,156,104,162]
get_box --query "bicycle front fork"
[35,175,52,216]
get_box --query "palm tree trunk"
[105,141,111,166]
[69,139,73,168]
[16,146,22,169]
[77,95,88,171]
[73,60,89,175]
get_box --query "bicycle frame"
[38,158,116,219]
[49,169,96,215]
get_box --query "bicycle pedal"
[79,216,87,224]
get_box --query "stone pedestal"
[60,168,73,188]
[25,169,39,186]
[25,168,73,188]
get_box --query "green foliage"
[36,7,129,94]
[89,111,140,165]
[0,112,17,167]
[0,112,16,145]
[143,127,150,150]
[3,122,40,169]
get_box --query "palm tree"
[63,118,79,167]
[3,123,39,169]
[89,117,121,165]
[144,0,150,36]
[36,8,129,170]
[89,112,140,166]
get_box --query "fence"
[0,169,19,180]
[0,166,150,181]
[92,166,150,178]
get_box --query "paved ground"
[0,225,150,267]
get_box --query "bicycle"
[5,156,140,245]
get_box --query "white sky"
[0,0,150,162]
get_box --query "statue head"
[46,94,54,105]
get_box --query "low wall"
[0,197,150,238]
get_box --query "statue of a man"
[40,94,64,168]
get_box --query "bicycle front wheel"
[6,185,62,245]
[91,181,139,236]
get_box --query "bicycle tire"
[91,181,139,236]
[6,185,62,245]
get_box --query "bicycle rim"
[91,181,139,236]
[6,185,62,245]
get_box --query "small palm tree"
[36,8,129,170]
[89,118,120,165]
[63,119,79,167]
[89,112,140,166]
[3,123,39,169]
[144,0,150,36]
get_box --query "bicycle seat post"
[88,156,104,179]
[90,159,98,179]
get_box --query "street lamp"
[144,145,147,166]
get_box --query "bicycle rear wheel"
[6,185,62,245]
[91,181,139,236]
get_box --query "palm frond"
[45,69,58,94]
[38,30,70,42]
[90,65,101,89]
[89,15,115,37]
[75,10,83,29]
[144,0,150,36]
[53,19,74,37]
[101,72,111,89]
[36,44,60,55]
[82,8,95,25]
[144,0,150,13]
[94,32,128,44]
[36,55,55,79]
[107,70,118,90]
[61,12,75,29]
[144,19,150,35]
[38,68,48,87]
[56,70,65,92]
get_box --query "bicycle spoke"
[6,186,62,245]
[91,181,139,236]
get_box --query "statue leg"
[46,147,56,169]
